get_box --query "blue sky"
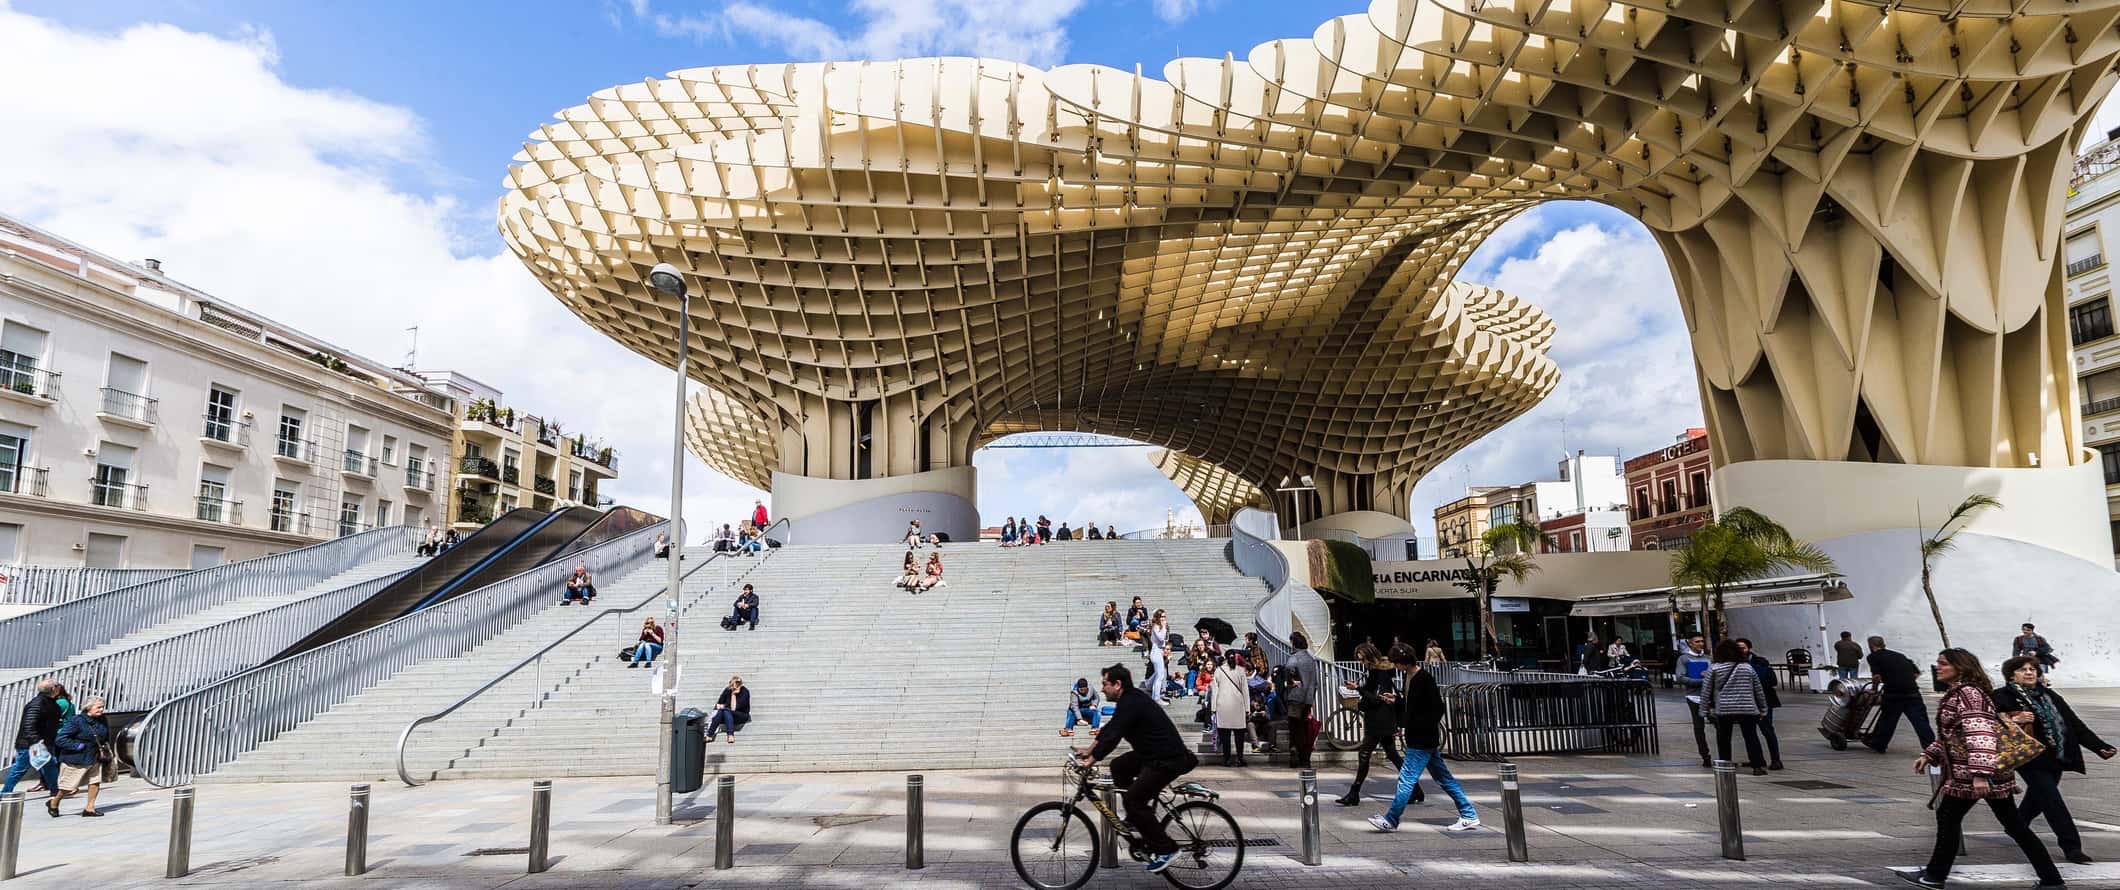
[0,0,1720,547]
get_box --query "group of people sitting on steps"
[894,549,944,592]
[1000,515,1118,545]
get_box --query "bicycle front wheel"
[1010,801,1100,890]
[1158,800,1244,890]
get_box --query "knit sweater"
[1926,684,2017,799]
[1703,662,1766,718]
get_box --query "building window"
[83,532,126,568]
[1688,470,1709,509]
[197,464,234,523]
[376,499,393,527]
[1571,531,1584,551]
[0,427,25,495]
[0,522,18,563]
[100,353,155,423]
[2071,298,2114,346]
[1661,479,1679,514]
[2109,519,2120,554]
[2067,230,2105,277]
[277,409,307,460]
[381,435,398,466]
[1633,487,1650,518]
[339,498,363,536]
[0,321,49,394]
[190,545,225,570]
[92,443,136,509]
[2102,443,2120,486]
[205,387,240,442]
[272,484,302,534]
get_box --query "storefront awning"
[1568,573,1851,618]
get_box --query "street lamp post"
[1276,475,1316,538]
[648,263,689,688]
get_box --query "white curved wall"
[769,466,980,544]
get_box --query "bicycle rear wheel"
[1157,800,1244,890]
[1010,801,1100,890]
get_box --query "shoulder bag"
[1992,711,2046,773]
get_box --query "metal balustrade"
[2087,396,2120,418]
[270,510,311,535]
[194,495,244,526]
[131,520,669,786]
[1440,679,1661,760]
[0,566,187,606]
[275,437,314,463]
[201,414,251,447]
[1,466,46,497]
[0,363,59,400]
[0,524,417,671]
[342,450,377,477]
[98,387,159,424]
[90,479,148,510]
[0,569,410,748]
[459,456,498,479]
[2068,255,2105,277]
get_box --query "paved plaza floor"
[7,686,2120,888]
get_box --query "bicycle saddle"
[1172,782,1219,801]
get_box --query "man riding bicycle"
[1075,663,1200,873]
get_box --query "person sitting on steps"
[713,523,737,553]
[1098,601,1123,646]
[561,564,596,605]
[629,617,664,668]
[725,584,759,630]
[901,519,927,548]
[1062,678,1101,738]
[916,552,944,592]
[704,676,750,743]
[895,550,920,590]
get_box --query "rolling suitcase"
[1819,680,1881,750]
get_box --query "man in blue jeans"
[1370,645,1481,833]
[3,680,62,795]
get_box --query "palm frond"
[1489,552,1539,582]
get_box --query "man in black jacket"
[1076,663,1199,874]
[1862,636,1935,752]
[3,679,61,794]
[1371,645,1481,833]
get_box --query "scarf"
[2017,682,2067,753]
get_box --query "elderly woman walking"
[1894,649,2065,890]
[48,695,111,817]
[1993,654,2115,866]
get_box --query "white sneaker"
[1444,817,1482,832]
[1367,815,1397,832]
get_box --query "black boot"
[1335,787,1362,807]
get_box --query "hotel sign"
[1624,435,1707,473]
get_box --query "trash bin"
[672,708,707,794]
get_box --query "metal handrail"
[130,520,670,786]
[0,524,417,670]
[0,569,411,747]
[391,515,790,786]
[0,566,187,606]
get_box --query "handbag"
[1993,714,2047,773]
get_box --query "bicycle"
[1009,759,1244,890]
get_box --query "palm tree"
[1918,493,2001,648]
[1667,507,1836,641]
[1457,518,1546,659]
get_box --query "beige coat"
[1211,665,1250,729]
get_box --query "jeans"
[1110,750,1196,855]
[1146,652,1168,701]
[1758,708,1781,763]
[1684,698,1712,764]
[1866,695,1936,752]
[1184,669,1199,695]
[706,709,743,737]
[1924,794,2062,884]
[1064,705,1100,731]
[632,642,662,664]
[1714,715,1766,768]
[1384,748,1475,825]
[733,605,758,629]
[1836,666,1859,681]
[2017,764,2083,855]
[2,747,58,795]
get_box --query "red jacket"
[751,505,769,527]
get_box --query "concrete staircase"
[2,554,428,684]
[211,539,1269,782]
[208,547,767,782]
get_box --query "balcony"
[501,465,520,486]
[341,450,378,479]
[195,495,244,526]
[201,414,252,451]
[90,478,148,511]
[0,364,60,405]
[570,439,618,473]
[2069,254,2106,278]
[269,509,312,535]
[96,387,158,428]
[336,518,373,538]
[2089,396,2120,418]
[457,500,494,525]
[533,474,556,495]
[1,466,48,498]
[404,461,436,493]
[458,456,498,480]
[274,437,315,466]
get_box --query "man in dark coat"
[3,679,62,795]
[1076,663,1198,874]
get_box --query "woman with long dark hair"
[1894,649,2065,889]
[1335,642,1417,806]
[1993,654,2115,866]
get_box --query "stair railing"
[128,520,671,787]
[391,516,788,786]
[0,524,418,670]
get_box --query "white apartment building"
[1480,451,1627,553]
[2064,132,2120,562]
[0,216,456,569]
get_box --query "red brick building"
[1623,428,1712,550]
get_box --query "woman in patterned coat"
[1894,648,2065,889]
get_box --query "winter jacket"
[1281,649,1320,706]
[1744,654,1782,710]
[1992,683,2112,775]
[1397,666,1445,750]
[1704,662,1766,718]
[1926,684,2015,798]
[1356,667,1400,725]
[53,714,108,767]
[11,693,58,750]
[713,686,752,728]
[1211,665,1250,729]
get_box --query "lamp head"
[1300,474,1314,487]
[647,263,687,297]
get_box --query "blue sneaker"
[1145,853,1175,873]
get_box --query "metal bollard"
[656,694,675,826]
[1298,768,1322,866]
[1711,760,1744,861]
[166,786,196,879]
[713,775,735,870]
[1099,785,1120,869]
[345,784,370,876]
[905,774,925,869]
[528,780,552,874]
[1498,763,1528,862]
[0,792,22,880]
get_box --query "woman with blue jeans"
[1062,679,1100,737]
[1372,645,1480,833]
[630,618,664,667]
[705,676,751,743]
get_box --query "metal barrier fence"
[0,566,187,606]
[0,525,418,670]
[1441,678,1660,761]
[0,569,411,748]
[129,521,669,786]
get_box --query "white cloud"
[1151,0,1202,25]
[974,447,1202,535]
[1407,205,1703,552]
[636,0,1087,67]
[0,9,766,543]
